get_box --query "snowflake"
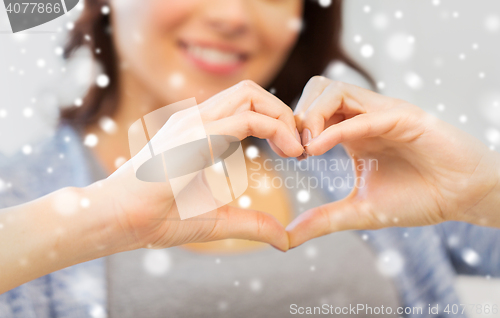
[386,33,414,61]
[318,0,331,8]
[245,145,259,159]
[101,5,110,15]
[96,74,110,88]
[98,116,117,134]
[377,250,404,277]
[143,250,172,276]
[360,44,374,58]
[404,72,424,90]
[23,107,33,117]
[250,279,262,292]
[114,157,127,168]
[84,134,99,147]
[462,248,481,266]
[297,189,310,203]
[22,145,32,155]
[238,195,251,208]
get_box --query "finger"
[299,82,366,141]
[205,111,304,157]
[286,198,376,248]
[294,76,331,117]
[295,78,397,146]
[266,139,288,158]
[201,80,297,137]
[295,77,393,117]
[209,205,289,251]
[305,108,420,156]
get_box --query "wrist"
[0,185,132,293]
[463,151,500,227]
[81,180,141,255]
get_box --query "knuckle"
[255,212,267,238]
[207,208,227,240]
[354,201,380,230]
[309,75,328,85]
[240,112,255,135]
[238,79,258,90]
[315,205,333,234]
[304,76,328,90]
[328,80,345,91]
[275,120,287,135]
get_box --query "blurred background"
[1,0,499,154]
[0,0,499,314]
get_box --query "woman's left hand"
[287,76,500,248]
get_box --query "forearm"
[0,185,128,294]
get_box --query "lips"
[179,40,249,75]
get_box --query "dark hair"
[61,0,375,127]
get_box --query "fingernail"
[301,128,312,147]
[271,245,287,253]
[295,128,301,144]
[304,136,316,148]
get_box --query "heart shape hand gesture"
[102,78,500,252]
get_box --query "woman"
[1,0,499,317]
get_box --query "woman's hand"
[0,80,303,293]
[106,80,303,252]
[287,76,500,248]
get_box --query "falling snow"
[297,189,310,203]
[114,157,127,168]
[377,250,404,277]
[250,279,263,292]
[245,145,259,159]
[84,134,99,147]
[485,128,500,146]
[404,72,424,90]
[74,98,83,107]
[386,33,415,61]
[52,189,80,216]
[462,248,481,266]
[22,145,32,155]
[238,195,251,208]
[318,0,331,8]
[143,250,172,276]
[23,108,34,117]
[98,116,118,134]
[360,44,374,58]
[0,178,5,193]
[101,5,110,15]
[96,74,110,88]
[484,15,500,32]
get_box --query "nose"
[202,0,250,38]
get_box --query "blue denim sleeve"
[437,221,500,277]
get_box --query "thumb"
[209,205,290,252]
[286,198,374,248]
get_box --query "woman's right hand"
[100,80,303,253]
[0,80,302,293]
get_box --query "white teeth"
[186,44,241,65]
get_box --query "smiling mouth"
[179,40,249,75]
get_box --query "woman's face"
[110,0,303,106]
